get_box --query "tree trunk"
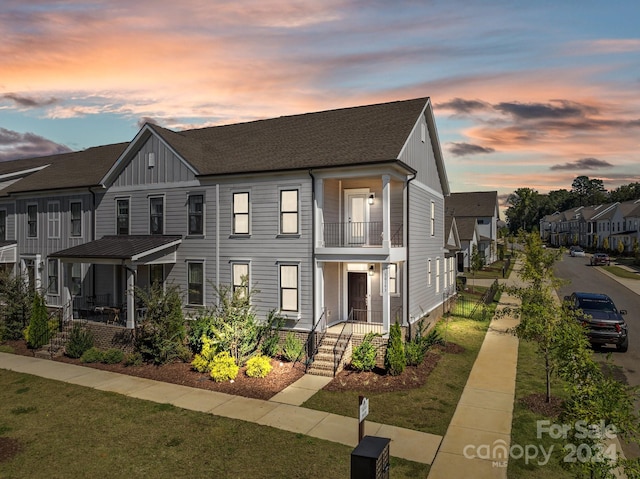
[545,353,551,403]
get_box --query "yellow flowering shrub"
[245,355,272,378]
[210,351,239,382]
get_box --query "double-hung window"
[430,201,435,236]
[188,194,204,235]
[71,263,82,296]
[187,262,204,306]
[48,202,60,238]
[70,201,82,237]
[150,197,164,234]
[280,189,298,234]
[117,199,129,235]
[150,264,164,287]
[47,259,59,295]
[232,263,249,298]
[279,264,299,312]
[233,192,249,234]
[388,263,398,295]
[27,204,37,238]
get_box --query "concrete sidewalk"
[0,351,443,466]
[428,264,524,478]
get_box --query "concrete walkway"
[0,351,443,465]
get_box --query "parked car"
[570,247,585,257]
[590,253,611,266]
[564,292,629,352]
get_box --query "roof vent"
[147,152,155,168]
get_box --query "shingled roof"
[144,97,430,176]
[445,191,499,218]
[50,235,182,261]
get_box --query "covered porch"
[50,235,182,328]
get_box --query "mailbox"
[351,435,390,479]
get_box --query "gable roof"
[103,97,435,183]
[445,191,498,218]
[455,217,480,241]
[0,143,128,196]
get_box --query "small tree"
[135,284,188,364]
[0,271,34,341]
[351,332,380,372]
[469,244,484,293]
[617,238,625,256]
[25,292,50,349]
[384,321,406,376]
[603,236,610,252]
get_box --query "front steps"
[306,333,351,377]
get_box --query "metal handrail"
[304,309,327,373]
[322,222,403,247]
[333,309,354,376]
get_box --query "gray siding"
[400,114,443,195]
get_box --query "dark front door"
[348,272,367,322]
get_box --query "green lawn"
[0,369,429,478]
[303,314,493,437]
[508,339,572,479]
[601,265,640,280]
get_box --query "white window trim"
[278,262,300,314]
[187,193,205,237]
[116,197,131,235]
[436,257,440,294]
[231,261,251,296]
[427,259,432,287]
[279,188,299,235]
[430,201,435,237]
[186,260,205,306]
[149,264,165,289]
[0,209,7,242]
[27,203,38,239]
[149,195,165,235]
[232,191,250,235]
[381,263,400,296]
[47,258,59,296]
[47,201,61,239]
[69,200,83,238]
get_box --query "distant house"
[445,191,500,269]
[0,98,455,370]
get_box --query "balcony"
[323,222,403,247]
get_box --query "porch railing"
[323,222,403,247]
[72,294,112,320]
[333,311,354,376]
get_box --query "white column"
[382,175,391,249]
[314,261,325,328]
[126,265,136,329]
[62,262,73,321]
[315,177,324,248]
[381,262,390,333]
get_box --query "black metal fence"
[451,279,499,320]
[323,222,403,247]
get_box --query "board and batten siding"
[400,113,443,195]
[0,201,16,241]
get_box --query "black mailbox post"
[351,435,390,479]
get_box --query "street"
[555,253,640,388]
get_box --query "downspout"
[90,188,97,297]
[406,172,416,338]
[308,169,316,328]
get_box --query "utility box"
[351,435,390,479]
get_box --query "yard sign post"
[358,395,369,442]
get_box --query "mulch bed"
[520,393,564,418]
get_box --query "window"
[280,189,298,234]
[389,263,398,295]
[232,263,249,297]
[71,263,82,296]
[27,204,37,238]
[117,199,129,235]
[233,192,249,234]
[187,262,204,305]
[421,123,426,143]
[430,201,435,236]
[427,259,432,286]
[150,197,164,234]
[0,210,6,241]
[47,259,59,295]
[70,201,82,237]
[436,258,440,294]
[150,264,164,287]
[279,264,298,312]
[48,202,60,238]
[188,194,204,235]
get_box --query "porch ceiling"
[50,235,182,265]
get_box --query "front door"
[348,272,368,322]
[344,189,369,245]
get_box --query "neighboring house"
[1,97,452,343]
[445,191,500,266]
[451,217,479,272]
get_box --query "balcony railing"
[323,222,403,247]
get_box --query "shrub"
[351,332,380,372]
[259,310,285,358]
[123,352,143,367]
[80,347,104,363]
[245,355,273,378]
[191,336,217,373]
[134,284,189,365]
[209,351,239,382]
[103,349,124,364]
[25,293,50,349]
[384,321,406,376]
[0,271,33,341]
[65,323,94,359]
[404,341,424,367]
[281,332,303,362]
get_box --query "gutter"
[308,169,316,330]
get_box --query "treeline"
[504,175,640,233]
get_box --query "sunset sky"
[1,0,639,206]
